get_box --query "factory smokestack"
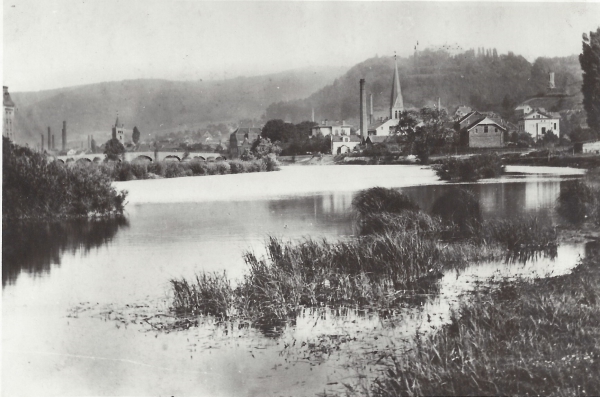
[41,134,44,151]
[52,135,55,150]
[47,127,51,150]
[62,121,67,151]
[548,72,556,89]
[360,79,367,139]
[370,94,373,125]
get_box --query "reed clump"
[557,180,600,225]
[372,247,600,397]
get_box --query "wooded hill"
[264,49,583,124]
[11,66,347,147]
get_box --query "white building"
[311,121,352,137]
[518,109,560,141]
[331,135,361,154]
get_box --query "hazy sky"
[3,1,600,92]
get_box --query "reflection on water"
[2,217,128,286]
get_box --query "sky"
[3,1,600,92]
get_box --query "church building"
[3,86,15,141]
[367,56,404,137]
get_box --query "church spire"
[390,54,404,120]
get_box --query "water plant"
[557,180,600,225]
[431,187,482,235]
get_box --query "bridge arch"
[66,158,75,163]
[164,155,181,162]
[93,157,102,163]
[215,155,227,161]
[132,155,153,163]
[76,158,92,164]
[55,159,65,164]
[192,156,206,161]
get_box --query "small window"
[554,123,557,130]
[484,126,488,133]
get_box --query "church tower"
[390,55,404,120]
[112,115,125,143]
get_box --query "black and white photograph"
[3,1,600,395]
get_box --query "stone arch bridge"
[54,151,226,164]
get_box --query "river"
[2,165,588,396]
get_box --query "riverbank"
[373,237,600,396]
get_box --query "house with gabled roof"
[518,109,560,141]
[463,116,506,148]
[311,121,352,137]
[331,134,361,154]
[229,127,261,158]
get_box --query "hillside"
[264,50,584,124]
[11,66,347,147]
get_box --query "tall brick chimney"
[370,94,373,125]
[41,133,44,151]
[47,127,51,150]
[52,135,55,150]
[360,79,367,139]
[62,121,67,151]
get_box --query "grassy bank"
[171,188,559,327]
[93,154,279,181]
[373,242,600,396]
[3,138,127,220]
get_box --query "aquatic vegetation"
[479,217,558,251]
[352,187,420,216]
[372,247,600,397]
[434,153,504,182]
[2,137,127,220]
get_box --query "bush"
[435,153,504,182]
[557,181,599,224]
[352,187,419,216]
[228,160,247,174]
[164,162,185,178]
[431,188,482,234]
[263,153,280,171]
[2,137,127,220]
[215,161,231,175]
[147,161,166,177]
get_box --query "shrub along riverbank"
[96,153,279,182]
[170,187,559,326]
[3,138,127,220]
[434,153,504,182]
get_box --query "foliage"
[580,27,600,133]
[435,153,504,182]
[557,180,599,224]
[103,138,125,161]
[352,187,419,217]
[2,137,127,220]
[90,138,97,153]
[132,126,141,144]
[403,108,456,164]
[250,136,282,159]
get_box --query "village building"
[3,86,15,141]
[463,116,506,147]
[514,103,533,117]
[112,116,129,144]
[311,121,352,137]
[366,56,404,137]
[229,127,261,158]
[454,106,472,120]
[518,109,560,141]
[331,134,361,154]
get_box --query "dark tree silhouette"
[580,27,600,133]
[132,126,141,144]
[104,138,125,161]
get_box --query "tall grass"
[435,153,504,182]
[432,188,482,235]
[372,248,600,396]
[3,138,127,220]
[352,187,419,216]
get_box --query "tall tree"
[132,126,141,144]
[104,138,125,161]
[580,27,600,133]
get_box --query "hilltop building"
[518,109,560,141]
[3,86,15,141]
[229,127,261,158]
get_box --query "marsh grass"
[372,246,600,397]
